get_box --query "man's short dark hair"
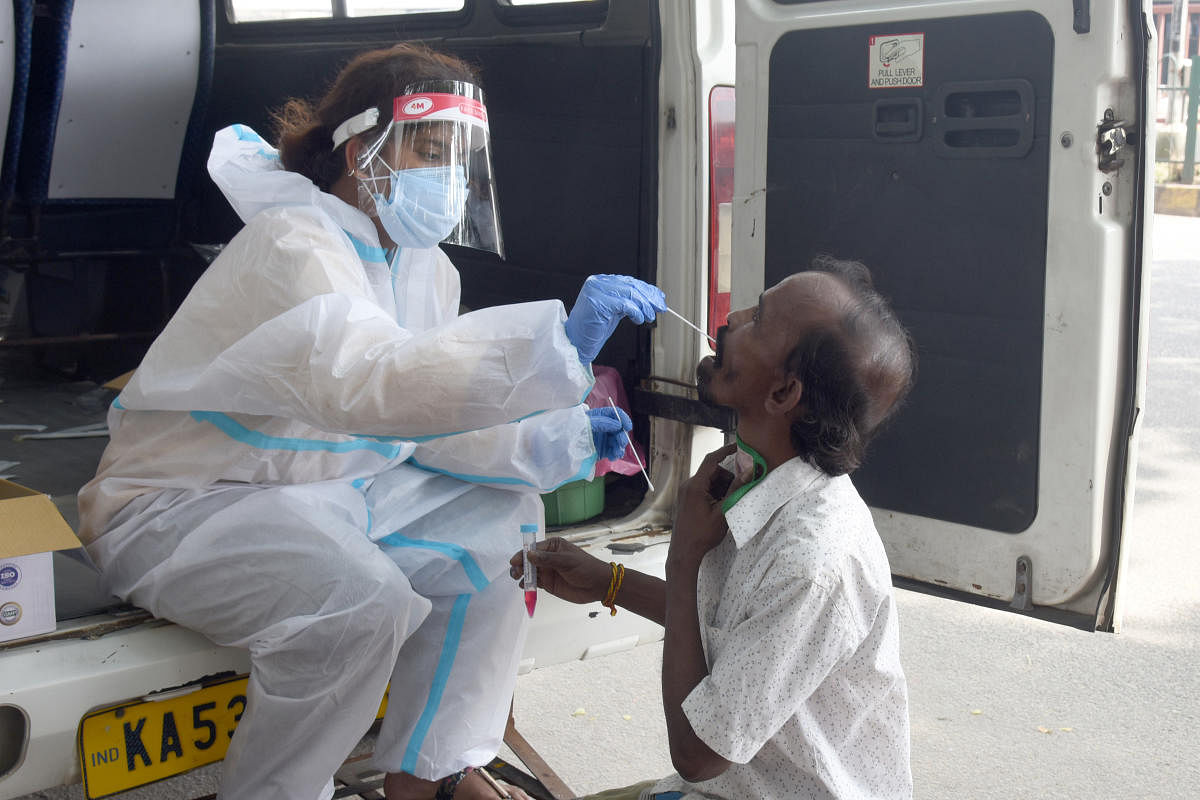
[785,255,915,476]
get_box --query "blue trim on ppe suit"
[232,123,265,143]
[191,411,405,458]
[344,230,389,264]
[407,451,597,491]
[401,593,472,773]
[375,533,490,593]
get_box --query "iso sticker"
[0,601,21,626]
[0,563,19,590]
[868,33,924,89]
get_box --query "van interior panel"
[763,11,1054,534]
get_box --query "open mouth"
[711,325,728,369]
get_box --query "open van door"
[731,0,1153,631]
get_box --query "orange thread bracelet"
[602,563,617,610]
[602,562,625,616]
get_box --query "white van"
[0,0,1152,797]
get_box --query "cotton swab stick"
[608,396,654,493]
[477,768,511,799]
[664,305,717,345]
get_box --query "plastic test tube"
[521,523,538,617]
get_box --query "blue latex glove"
[565,274,668,364]
[587,406,633,462]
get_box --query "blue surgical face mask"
[374,165,467,249]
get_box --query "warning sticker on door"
[868,33,924,89]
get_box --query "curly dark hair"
[786,256,916,476]
[271,43,479,192]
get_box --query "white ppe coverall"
[77,125,597,800]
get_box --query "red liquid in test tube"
[521,523,538,617]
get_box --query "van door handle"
[931,79,1036,158]
[873,98,923,142]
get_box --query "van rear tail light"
[707,85,735,340]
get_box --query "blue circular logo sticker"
[0,564,19,590]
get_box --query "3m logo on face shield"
[395,94,489,132]
[402,97,435,116]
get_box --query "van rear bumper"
[0,614,247,799]
[0,530,670,798]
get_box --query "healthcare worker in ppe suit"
[78,43,666,800]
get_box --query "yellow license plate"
[78,675,389,799]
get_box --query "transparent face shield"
[337,81,503,257]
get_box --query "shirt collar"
[724,455,825,548]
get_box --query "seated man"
[512,256,916,800]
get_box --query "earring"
[347,168,355,177]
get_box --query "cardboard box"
[0,480,83,643]
[102,370,135,391]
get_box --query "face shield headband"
[335,82,504,258]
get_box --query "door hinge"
[1097,108,1136,172]
[1010,555,1033,611]
[1073,0,1090,34]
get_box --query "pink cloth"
[585,365,647,477]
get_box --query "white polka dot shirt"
[647,456,912,800]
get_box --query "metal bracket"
[1010,555,1033,611]
[1072,0,1091,34]
[632,387,736,430]
[1097,108,1135,173]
